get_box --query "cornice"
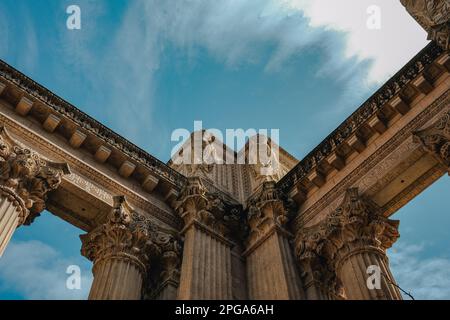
[0,60,187,189]
[278,42,444,193]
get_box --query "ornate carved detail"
[401,0,450,50]
[0,60,186,189]
[80,196,164,274]
[154,232,182,284]
[414,110,450,170]
[295,188,399,298]
[246,181,296,245]
[0,125,70,225]
[175,177,245,238]
[278,42,443,194]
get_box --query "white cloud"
[0,241,92,300]
[284,0,429,82]
[389,243,450,300]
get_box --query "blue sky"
[0,0,449,299]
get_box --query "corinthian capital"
[175,177,244,237]
[246,181,296,244]
[414,111,450,170]
[294,188,399,295]
[0,125,70,225]
[401,0,450,50]
[80,196,161,274]
[329,188,400,253]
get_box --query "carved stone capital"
[414,110,450,171]
[246,181,296,245]
[295,188,399,298]
[80,196,161,274]
[325,189,400,266]
[0,125,70,225]
[175,177,244,238]
[401,0,450,50]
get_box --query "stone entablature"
[278,43,445,198]
[0,59,186,197]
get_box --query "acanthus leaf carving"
[0,125,70,225]
[246,181,296,245]
[414,110,450,170]
[80,196,169,275]
[295,188,400,299]
[175,177,245,239]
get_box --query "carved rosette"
[295,188,400,299]
[81,196,164,275]
[175,177,244,238]
[0,125,70,225]
[414,111,450,171]
[401,0,450,50]
[246,181,296,246]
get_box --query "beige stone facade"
[0,1,449,300]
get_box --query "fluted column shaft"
[178,221,233,300]
[245,181,304,300]
[0,189,25,257]
[336,245,402,300]
[245,227,303,300]
[89,255,145,300]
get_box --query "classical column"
[81,196,159,300]
[175,177,236,300]
[153,232,182,300]
[296,188,402,300]
[414,110,450,173]
[401,0,450,50]
[244,181,304,300]
[0,125,70,257]
[329,189,402,300]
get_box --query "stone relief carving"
[401,0,450,49]
[414,110,450,169]
[0,125,70,225]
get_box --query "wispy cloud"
[389,243,450,300]
[286,0,428,82]
[0,241,92,300]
